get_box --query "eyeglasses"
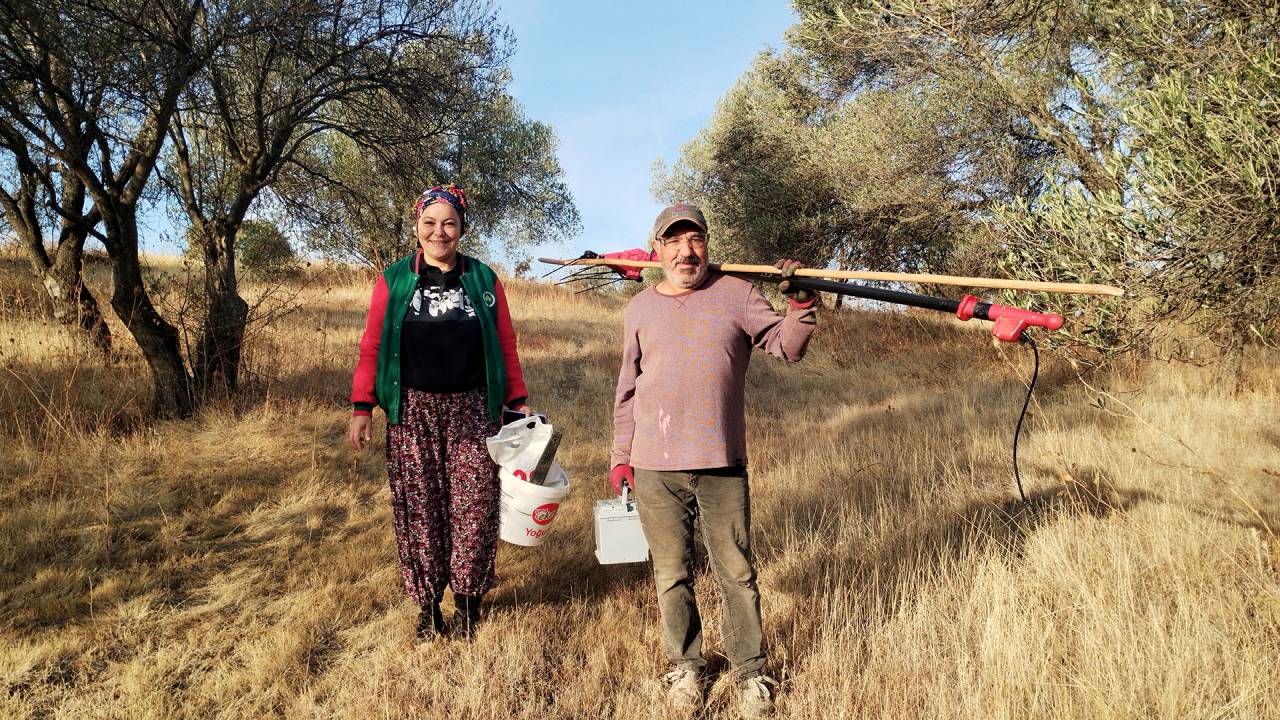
[657,234,708,248]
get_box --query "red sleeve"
[350,273,389,413]
[493,277,528,405]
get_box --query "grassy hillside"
[1,256,1277,718]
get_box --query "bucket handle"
[502,408,548,429]
[621,483,634,512]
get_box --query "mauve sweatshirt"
[611,272,817,471]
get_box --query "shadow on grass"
[489,529,652,611]
[0,449,388,633]
[1262,427,1280,450]
[727,321,1130,682]
[774,465,1134,596]
[766,448,1276,678]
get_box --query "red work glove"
[609,464,634,495]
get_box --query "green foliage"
[185,220,299,280]
[277,132,418,270]
[657,0,1083,272]
[279,88,580,270]
[994,6,1280,358]
[237,220,299,279]
[654,51,986,272]
[665,0,1278,359]
[456,94,582,257]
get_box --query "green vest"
[374,253,509,425]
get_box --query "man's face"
[653,221,710,290]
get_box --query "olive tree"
[278,91,580,271]
[994,6,1280,357]
[0,0,242,416]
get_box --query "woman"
[348,184,530,641]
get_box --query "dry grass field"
[1,252,1277,719]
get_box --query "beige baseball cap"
[651,202,708,239]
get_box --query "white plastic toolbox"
[593,486,650,564]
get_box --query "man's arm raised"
[745,261,817,362]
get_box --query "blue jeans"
[633,467,764,679]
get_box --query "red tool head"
[956,295,1064,342]
[988,304,1064,341]
[600,248,657,281]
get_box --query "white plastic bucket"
[498,461,570,546]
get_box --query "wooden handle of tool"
[537,257,1124,297]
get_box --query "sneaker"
[662,665,703,714]
[737,674,778,718]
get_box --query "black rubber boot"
[415,601,448,642]
[452,593,483,640]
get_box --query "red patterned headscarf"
[413,184,469,231]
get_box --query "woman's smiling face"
[417,202,462,268]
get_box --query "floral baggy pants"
[385,387,501,605]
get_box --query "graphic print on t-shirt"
[400,269,485,393]
[409,283,476,320]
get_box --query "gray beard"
[663,263,709,290]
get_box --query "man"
[609,203,816,717]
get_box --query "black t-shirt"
[399,262,486,393]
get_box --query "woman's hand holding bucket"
[501,403,537,426]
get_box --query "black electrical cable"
[736,268,1045,513]
[1012,332,1039,514]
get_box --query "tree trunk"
[194,222,249,397]
[6,175,113,356]
[105,208,195,418]
[43,242,113,356]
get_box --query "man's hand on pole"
[774,259,813,303]
[609,463,634,496]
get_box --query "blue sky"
[497,0,797,261]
